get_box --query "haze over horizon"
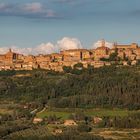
[0,0,140,54]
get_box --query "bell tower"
[9,48,12,53]
[101,39,105,47]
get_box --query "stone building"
[0,49,21,64]
[114,43,138,49]
[94,40,110,60]
[61,49,82,61]
[135,48,140,60]
[113,43,140,60]
[0,41,140,71]
[60,49,91,61]
[50,53,63,62]
[36,54,51,63]
[0,49,24,70]
[64,120,77,126]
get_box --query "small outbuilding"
[33,117,43,124]
[64,119,77,126]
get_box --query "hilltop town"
[0,40,140,71]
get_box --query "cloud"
[0,37,83,55]
[57,37,83,51]
[0,46,31,55]
[22,2,43,13]
[0,43,55,55]
[0,3,8,10]
[0,2,59,19]
[0,46,12,54]
[53,0,75,3]
[33,43,55,55]
[92,40,113,49]
[51,0,82,6]
[130,9,140,18]
[21,2,58,18]
[0,3,14,13]
[45,9,56,18]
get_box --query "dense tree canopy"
[0,65,140,110]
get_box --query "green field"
[85,108,135,117]
[36,108,138,120]
[37,110,70,120]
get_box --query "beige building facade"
[0,41,140,71]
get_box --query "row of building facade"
[0,40,140,71]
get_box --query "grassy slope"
[36,108,139,119]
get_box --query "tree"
[73,63,83,69]
[62,66,72,73]
[127,60,131,65]
[77,123,92,132]
[109,52,118,61]
[100,58,109,61]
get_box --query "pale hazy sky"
[0,0,140,52]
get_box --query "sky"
[0,0,140,54]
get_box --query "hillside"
[0,65,140,140]
[0,65,140,110]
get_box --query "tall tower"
[9,48,12,53]
[101,39,105,47]
[113,42,117,49]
